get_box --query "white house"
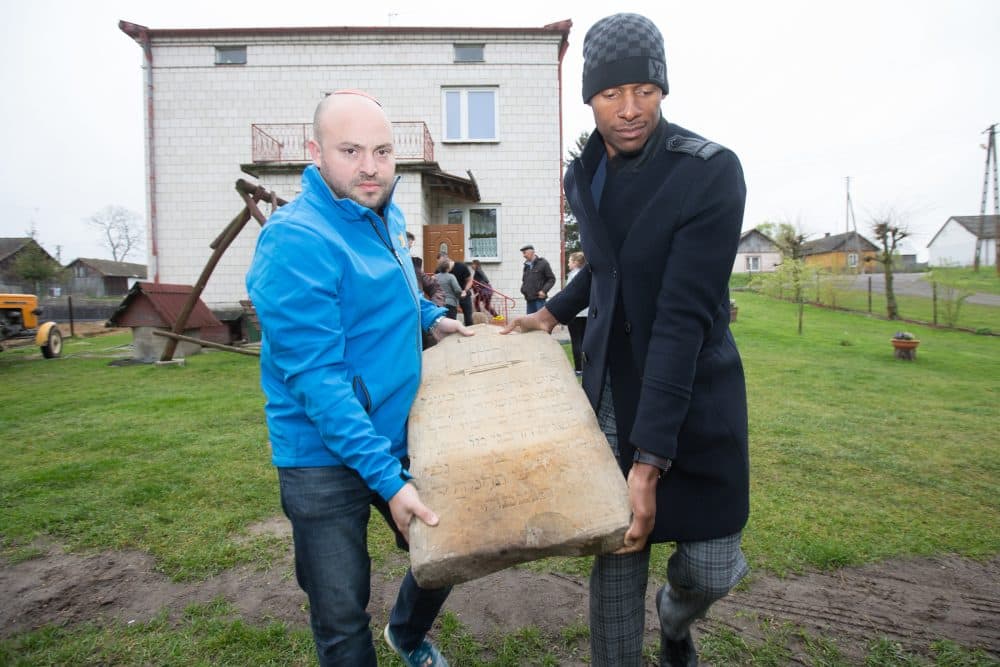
[119,20,572,314]
[732,228,781,274]
[927,215,998,267]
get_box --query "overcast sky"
[2,0,997,263]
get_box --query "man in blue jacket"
[503,13,749,667]
[247,90,470,667]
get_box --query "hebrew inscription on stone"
[408,325,630,588]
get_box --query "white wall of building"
[140,29,565,309]
[928,221,996,267]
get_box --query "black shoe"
[656,588,698,667]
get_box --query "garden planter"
[891,338,920,360]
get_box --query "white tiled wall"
[142,30,565,309]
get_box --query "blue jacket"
[246,165,445,501]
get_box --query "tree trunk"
[885,266,899,319]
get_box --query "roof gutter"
[119,20,159,283]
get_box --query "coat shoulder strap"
[664,135,725,160]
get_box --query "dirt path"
[2,521,997,664]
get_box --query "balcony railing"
[251,122,434,164]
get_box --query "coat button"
[591,308,597,318]
[624,321,632,334]
[611,268,618,279]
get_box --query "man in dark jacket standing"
[503,13,749,666]
[519,244,556,314]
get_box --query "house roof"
[69,257,147,278]
[801,231,879,256]
[0,237,30,262]
[120,20,573,42]
[927,215,1000,247]
[107,281,222,328]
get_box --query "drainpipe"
[553,21,572,286]
[119,21,159,283]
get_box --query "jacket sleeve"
[546,265,591,323]
[248,220,408,501]
[629,153,746,460]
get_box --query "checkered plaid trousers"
[590,379,749,666]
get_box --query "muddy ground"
[2,517,997,665]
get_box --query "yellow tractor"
[0,293,62,358]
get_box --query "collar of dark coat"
[582,117,669,178]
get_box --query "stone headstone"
[408,325,631,588]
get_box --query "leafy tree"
[87,205,144,262]
[562,131,590,256]
[753,221,811,333]
[871,210,909,320]
[12,226,62,295]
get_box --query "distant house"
[926,215,998,267]
[801,231,878,272]
[733,229,781,274]
[0,237,63,293]
[66,258,147,297]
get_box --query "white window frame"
[442,87,499,143]
[448,205,502,262]
[745,255,761,272]
[847,252,859,268]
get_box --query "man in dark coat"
[503,12,749,667]
[519,244,556,314]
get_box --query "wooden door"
[423,224,465,270]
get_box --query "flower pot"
[891,338,919,360]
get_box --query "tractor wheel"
[41,327,63,358]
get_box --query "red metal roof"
[108,282,222,329]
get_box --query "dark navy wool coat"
[546,120,750,543]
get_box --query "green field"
[1,295,997,665]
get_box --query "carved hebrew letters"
[408,326,631,588]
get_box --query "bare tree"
[87,205,144,262]
[871,210,909,320]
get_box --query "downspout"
[552,21,572,286]
[119,21,159,283]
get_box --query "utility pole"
[974,123,998,273]
[846,176,862,273]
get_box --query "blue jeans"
[526,298,546,314]
[278,466,451,666]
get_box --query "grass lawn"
[1,298,998,664]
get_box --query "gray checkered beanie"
[582,13,668,103]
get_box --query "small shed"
[107,282,227,362]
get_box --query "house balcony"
[243,120,478,203]
[250,121,435,165]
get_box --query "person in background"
[413,257,444,307]
[247,89,471,667]
[470,259,498,318]
[565,251,588,376]
[445,254,475,327]
[519,244,556,314]
[435,258,462,320]
[502,13,749,666]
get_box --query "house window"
[454,43,484,62]
[745,256,761,272]
[449,206,501,261]
[215,46,247,65]
[443,88,498,141]
[847,253,858,267]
